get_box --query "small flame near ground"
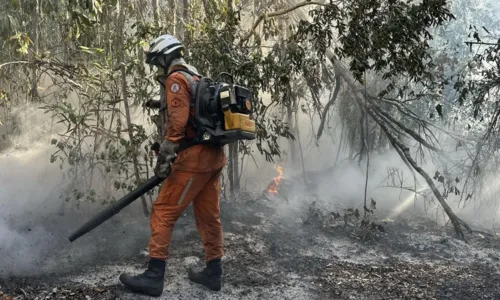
[267,165,284,194]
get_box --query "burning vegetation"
[266,165,284,194]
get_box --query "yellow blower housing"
[223,110,256,133]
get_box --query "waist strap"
[178,138,199,152]
[151,139,198,154]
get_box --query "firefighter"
[118,34,227,297]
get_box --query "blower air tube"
[68,175,164,242]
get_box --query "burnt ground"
[1,191,500,300]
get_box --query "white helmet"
[146,34,184,67]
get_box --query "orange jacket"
[163,65,227,173]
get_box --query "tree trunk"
[233,142,240,190]
[201,0,209,14]
[335,120,345,166]
[136,3,146,76]
[152,0,159,25]
[182,0,190,46]
[119,0,149,216]
[377,125,387,151]
[228,143,235,196]
[226,0,239,195]
[358,111,366,163]
[31,0,40,103]
[294,97,307,181]
[287,99,297,166]
[227,141,241,196]
[289,0,471,237]
[333,61,471,239]
[169,0,177,35]
[317,74,341,139]
[104,3,111,56]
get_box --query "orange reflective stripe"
[177,177,194,205]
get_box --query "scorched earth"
[1,187,500,300]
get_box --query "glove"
[144,100,161,109]
[154,140,179,178]
[151,141,160,155]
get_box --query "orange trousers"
[148,168,223,262]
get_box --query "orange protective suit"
[148,64,227,262]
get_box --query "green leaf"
[435,104,443,118]
[473,31,481,42]
[75,23,80,39]
[79,46,95,54]
[78,14,93,27]
[69,114,77,124]
[93,0,103,13]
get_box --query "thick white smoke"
[241,101,500,232]
[0,104,153,278]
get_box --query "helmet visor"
[146,52,161,66]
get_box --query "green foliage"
[9,32,32,55]
[2,0,500,220]
[187,6,303,161]
[297,0,455,83]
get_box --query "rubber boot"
[188,258,222,291]
[119,258,165,297]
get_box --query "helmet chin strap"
[153,55,175,87]
[153,56,200,87]
[162,56,175,72]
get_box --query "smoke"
[0,145,151,278]
[0,137,64,276]
[0,103,153,278]
[2,73,499,280]
[240,100,500,232]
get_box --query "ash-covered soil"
[1,192,500,300]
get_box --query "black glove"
[144,100,162,109]
[151,141,160,154]
[154,140,179,178]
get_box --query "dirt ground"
[1,189,500,300]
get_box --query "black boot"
[119,258,165,297]
[188,259,222,291]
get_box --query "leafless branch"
[239,1,331,46]
[465,41,500,46]
[0,60,30,69]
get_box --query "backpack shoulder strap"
[159,69,199,112]
[165,69,201,134]
[167,69,199,103]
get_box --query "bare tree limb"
[286,0,473,238]
[239,1,330,46]
[465,41,500,46]
[0,60,30,69]
[370,103,470,239]
[329,60,471,238]
[370,100,442,152]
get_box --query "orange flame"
[267,165,284,194]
